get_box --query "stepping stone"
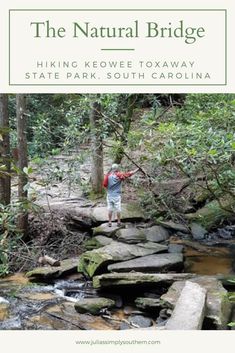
[78,241,168,278]
[93,223,124,237]
[74,297,115,315]
[145,225,170,243]
[93,272,196,289]
[116,228,146,243]
[108,253,183,273]
[92,203,145,223]
[165,281,206,330]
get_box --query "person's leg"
[116,196,122,226]
[108,211,113,226]
[107,196,113,226]
[117,212,121,225]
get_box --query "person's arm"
[116,168,140,180]
[130,168,139,175]
[103,174,109,188]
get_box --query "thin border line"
[8,8,227,87]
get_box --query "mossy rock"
[74,297,115,315]
[186,196,235,230]
[84,238,103,251]
[78,241,167,278]
[26,258,80,280]
[228,293,235,303]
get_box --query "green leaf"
[228,322,235,327]
[208,149,217,156]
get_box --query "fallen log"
[38,255,61,267]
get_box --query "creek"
[1,247,235,330]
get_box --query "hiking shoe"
[108,223,112,227]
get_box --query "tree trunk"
[89,99,104,195]
[0,94,11,205]
[114,94,137,164]
[16,94,28,235]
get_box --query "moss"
[74,297,115,315]
[227,292,235,303]
[77,251,112,278]
[186,196,235,230]
[84,238,103,251]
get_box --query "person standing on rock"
[103,163,139,227]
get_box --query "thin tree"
[89,97,104,195]
[16,94,28,235]
[114,94,137,164]
[0,94,11,205]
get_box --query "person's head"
[111,163,119,172]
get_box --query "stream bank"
[1,204,235,330]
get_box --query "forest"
[0,93,235,330]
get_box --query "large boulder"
[26,258,80,280]
[43,201,145,226]
[152,178,190,196]
[74,297,115,315]
[165,281,206,330]
[145,225,170,243]
[161,276,231,329]
[78,242,168,278]
[93,272,196,289]
[107,253,183,273]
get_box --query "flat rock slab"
[108,253,183,273]
[44,202,145,225]
[78,241,168,278]
[116,228,146,243]
[135,297,162,310]
[165,281,206,330]
[161,276,231,329]
[26,258,80,280]
[157,221,188,233]
[74,297,115,315]
[93,272,196,289]
[92,203,145,223]
[145,225,170,243]
[93,223,124,237]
